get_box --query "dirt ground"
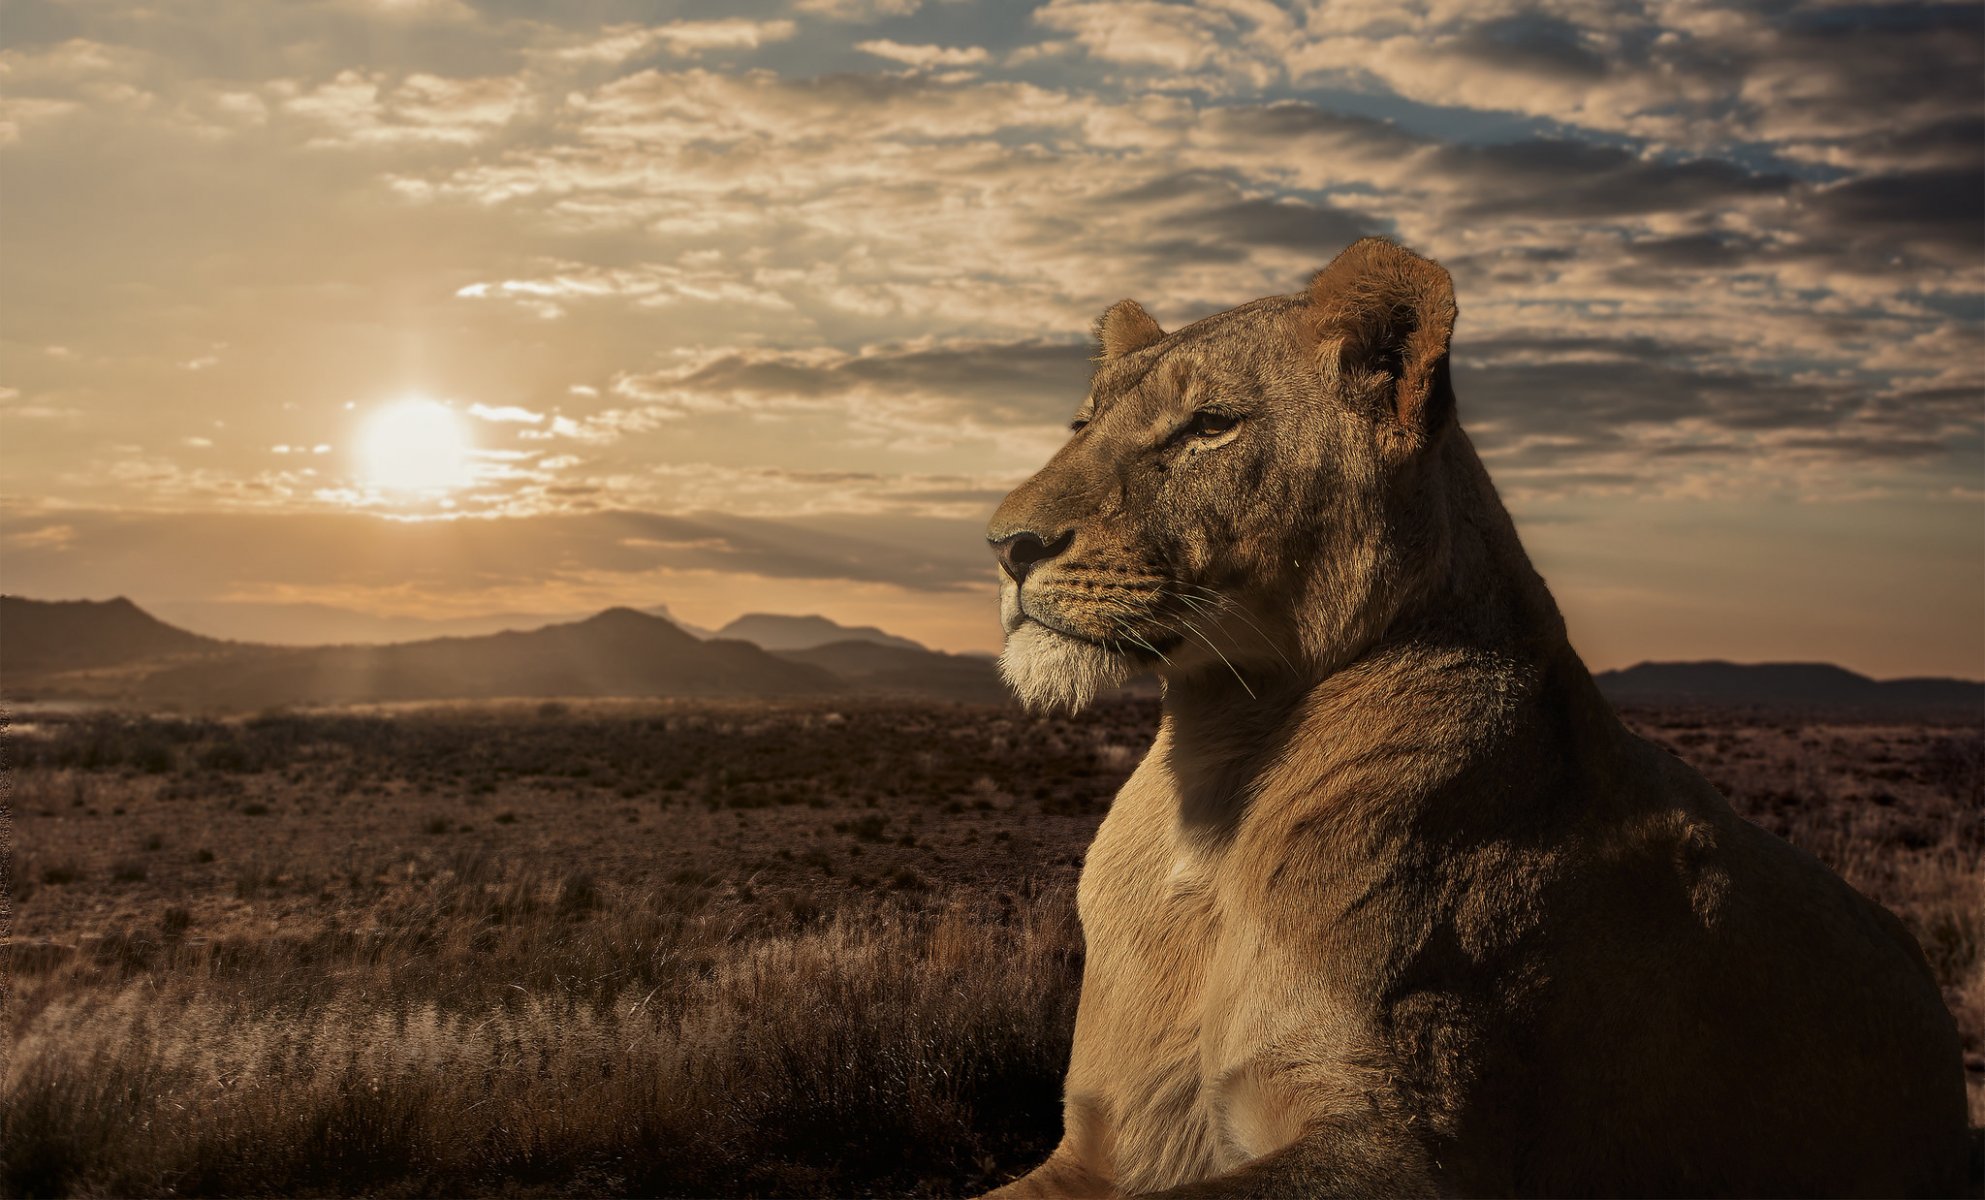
[5,698,1981,1195]
[8,700,1158,944]
[11,700,1983,1078]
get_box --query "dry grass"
[2,860,1080,1197]
[4,700,1980,1195]
[4,701,1129,1198]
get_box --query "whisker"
[1170,584,1298,674]
[1111,617,1172,666]
[1173,612,1256,700]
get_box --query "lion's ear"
[1308,238,1457,441]
[1093,299,1166,360]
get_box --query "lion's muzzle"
[990,529,1073,584]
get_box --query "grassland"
[3,699,1980,1196]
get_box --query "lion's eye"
[1185,411,1238,439]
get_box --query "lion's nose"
[990,529,1073,584]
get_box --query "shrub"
[556,872,604,915]
[0,888,1079,1198]
[131,741,177,775]
[835,813,890,842]
[197,739,259,773]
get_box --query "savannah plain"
[4,698,1981,1197]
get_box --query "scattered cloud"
[0,0,1976,667]
[468,403,546,424]
[6,521,77,550]
[794,0,924,21]
[1,505,991,602]
[1033,0,1292,88]
[280,70,531,148]
[547,18,799,63]
[856,40,993,68]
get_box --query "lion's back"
[1514,735,1969,1195]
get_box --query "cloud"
[1453,329,1981,502]
[1733,4,1985,166]
[6,521,76,550]
[564,67,1088,146]
[468,403,545,424]
[1436,139,1794,220]
[347,0,477,21]
[0,37,154,90]
[651,19,798,56]
[453,261,797,319]
[0,0,1977,666]
[1807,167,1985,256]
[0,505,992,603]
[540,19,801,65]
[855,40,992,68]
[0,96,81,143]
[280,70,530,147]
[1032,0,1292,88]
[1097,175,1386,262]
[0,38,161,140]
[605,338,1096,431]
[793,0,923,21]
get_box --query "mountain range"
[0,595,1002,707]
[714,612,926,653]
[2,595,1978,716]
[5,596,224,674]
[1591,661,1983,715]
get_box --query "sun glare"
[359,397,473,493]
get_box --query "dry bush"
[9,702,1978,1193]
[1,869,1080,1198]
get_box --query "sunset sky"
[2,0,1980,677]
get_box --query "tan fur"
[983,239,1969,1197]
[1094,298,1168,361]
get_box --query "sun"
[359,397,473,493]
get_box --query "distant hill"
[774,639,1006,704]
[1595,661,1983,715]
[1,595,226,673]
[133,608,843,708]
[146,599,595,647]
[11,595,1979,717]
[647,604,717,641]
[2,597,982,709]
[716,613,925,653]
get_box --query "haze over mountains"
[714,613,925,654]
[131,608,849,709]
[5,596,222,674]
[0,596,1004,707]
[2,595,1978,716]
[1590,661,1983,715]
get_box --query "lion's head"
[989,237,1463,712]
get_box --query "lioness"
[984,238,1968,1197]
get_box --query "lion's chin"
[998,621,1134,714]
